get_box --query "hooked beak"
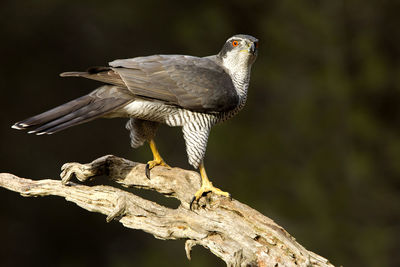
[248,42,258,55]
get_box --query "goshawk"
[12,34,259,207]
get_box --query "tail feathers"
[12,95,93,130]
[13,86,132,135]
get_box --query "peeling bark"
[0,155,334,267]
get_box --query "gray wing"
[62,55,238,112]
[110,55,238,112]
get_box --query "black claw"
[145,164,151,179]
[190,196,196,210]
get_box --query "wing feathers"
[111,55,239,112]
[60,55,238,112]
[60,68,126,87]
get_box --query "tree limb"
[0,155,334,267]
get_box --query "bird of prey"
[12,34,259,207]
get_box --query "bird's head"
[218,34,259,74]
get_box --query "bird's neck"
[212,54,252,109]
[219,55,252,103]
[231,67,251,106]
[216,68,251,123]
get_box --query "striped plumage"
[12,34,258,205]
[119,54,252,168]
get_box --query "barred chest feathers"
[123,69,249,128]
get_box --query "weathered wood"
[0,155,334,267]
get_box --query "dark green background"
[1,0,399,266]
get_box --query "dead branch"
[0,155,334,267]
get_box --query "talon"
[191,182,230,204]
[190,196,196,210]
[145,163,151,179]
[145,159,170,179]
[145,139,170,178]
[189,162,230,210]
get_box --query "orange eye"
[255,42,259,48]
[232,40,239,47]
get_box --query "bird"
[12,34,259,208]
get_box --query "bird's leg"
[145,139,170,178]
[190,162,231,209]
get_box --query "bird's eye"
[255,42,259,48]
[232,40,239,47]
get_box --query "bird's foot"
[190,180,231,210]
[145,159,170,179]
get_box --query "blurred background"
[1,0,399,266]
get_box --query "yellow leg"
[146,139,170,178]
[190,162,231,209]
